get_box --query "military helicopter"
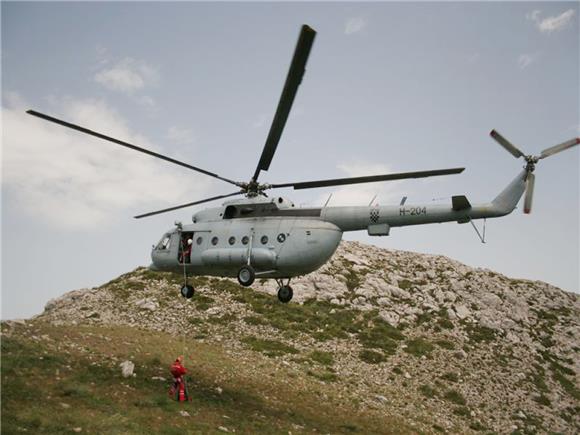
[27,25,578,303]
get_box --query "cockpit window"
[156,234,171,250]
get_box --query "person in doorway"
[179,236,193,264]
[169,355,190,402]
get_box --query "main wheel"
[277,285,293,303]
[180,284,194,299]
[237,265,255,287]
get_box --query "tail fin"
[491,170,527,216]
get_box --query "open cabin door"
[178,231,209,266]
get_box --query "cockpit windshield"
[156,234,172,250]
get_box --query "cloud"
[252,114,269,129]
[526,9,576,34]
[316,162,404,207]
[2,94,212,230]
[94,58,159,94]
[345,17,367,35]
[517,53,539,69]
[467,53,480,64]
[136,95,156,108]
[167,126,195,145]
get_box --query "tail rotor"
[489,130,579,214]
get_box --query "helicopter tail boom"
[320,169,528,232]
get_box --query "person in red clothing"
[169,355,190,402]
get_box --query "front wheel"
[277,285,293,303]
[180,284,194,299]
[237,265,255,287]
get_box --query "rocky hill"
[3,241,579,434]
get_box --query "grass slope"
[2,322,411,434]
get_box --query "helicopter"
[27,25,579,303]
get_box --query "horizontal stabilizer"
[452,195,471,211]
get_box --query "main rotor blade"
[523,172,535,214]
[26,110,240,187]
[252,25,316,181]
[270,168,465,190]
[539,138,580,159]
[489,129,525,159]
[134,191,243,219]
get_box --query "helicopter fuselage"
[150,170,527,279]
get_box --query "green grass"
[419,384,437,398]
[435,339,455,350]
[358,349,388,364]
[2,323,411,434]
[441,372,459,383]
[241,336,299,357]
[307,350,334,366]
[453,406,470,417]
[443,389,466,406]
[397,279,412,291]
[404,337,434,357]
[533,394,551,407]
[464,324,497,343]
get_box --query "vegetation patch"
[404,337,434,357]
[419,384,437,398]
[241,336,298,357]
[444,389,466,406]
[358,349,387,364]
[435,339,455,350]
[441,372,459,383]
[397,279,412,291]
[464,323,497,343]
[357,317,403,354]
[533,394,551,407]
[452,406,470,417]
[307,350,334,366]
[194,294,215,311]
[307,369,338,383]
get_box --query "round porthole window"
[261,235,268,245]
[228,236,236,245]
[211,236,218,246]
[242,236,249,245]
[277,233,286,243]
[196,237,203,245]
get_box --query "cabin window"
[260,235,268,245]
[211,236,219,246]
[228,236,236,245]
[156,234,171,250]
[277,233,286,243]
[196,236,203,245]
[242,236,249,245]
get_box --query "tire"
[277,285,293,303]
[237,265,255,287]
[180,284,195,299]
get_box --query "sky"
[2,1,579,320]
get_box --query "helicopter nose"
[148,263,160,271]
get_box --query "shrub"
[241,336,298,357]
[359,349,387,364]
[404,337,434,357]
[444,389,466,406]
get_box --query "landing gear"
[275,278,293,303]
[180,284,194,299]
[277,286,293,303]
[237,265,255,287]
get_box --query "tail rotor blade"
[524,172,535,214]
[539,138,580,159]
[489,130,525,158]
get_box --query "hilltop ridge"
[3,241,579,434]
